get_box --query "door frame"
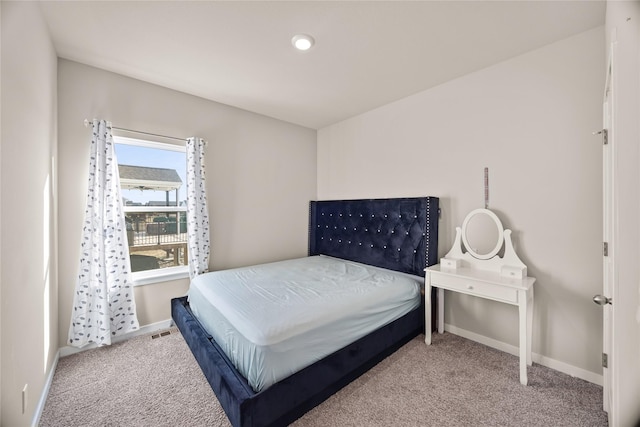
[601,41,615,423]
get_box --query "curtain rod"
[83,119,187,142]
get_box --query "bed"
[172,196,439,427]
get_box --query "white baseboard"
[444,324,603,386]
[34,319,174,425]
[59,319,174,358]
[31,351,60,427]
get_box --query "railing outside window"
[124,206,188,272]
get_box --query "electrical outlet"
[22,384,28,414]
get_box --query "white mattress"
[187,255,422,392]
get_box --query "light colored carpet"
[40,329,607,426]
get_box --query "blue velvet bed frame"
[172,197,439,427]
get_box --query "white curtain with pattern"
[68,119,139,347]
[186,137,210,278]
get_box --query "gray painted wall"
[57,60,317,346]
[318,27,605,380]
[1,2,58,425]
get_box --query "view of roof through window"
[114,142,187,206]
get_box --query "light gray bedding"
[188,255,422,392]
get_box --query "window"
[114,136,188,284]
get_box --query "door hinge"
[603,242,609,257]
[602,352,608,368]
[593,129,608,145]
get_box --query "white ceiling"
[39,1,605,130]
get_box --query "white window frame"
[114,135,189,286]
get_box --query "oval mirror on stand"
[441,208,527,278]
[461,208,504,260]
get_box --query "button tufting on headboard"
[308,197,439,276]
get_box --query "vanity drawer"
[430,273,519,304]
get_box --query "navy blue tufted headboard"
[308,197,439,277]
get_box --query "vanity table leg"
[425,282,432,345]
[526,287,534,366]
[518,290,528,385]
[437,288,445,334]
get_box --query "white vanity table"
[425,208,536,385]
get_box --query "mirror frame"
[461,208,504,260]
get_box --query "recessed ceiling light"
[292,34,315,51]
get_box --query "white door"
[596,45,615,424]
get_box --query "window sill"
[132,266,189,287]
